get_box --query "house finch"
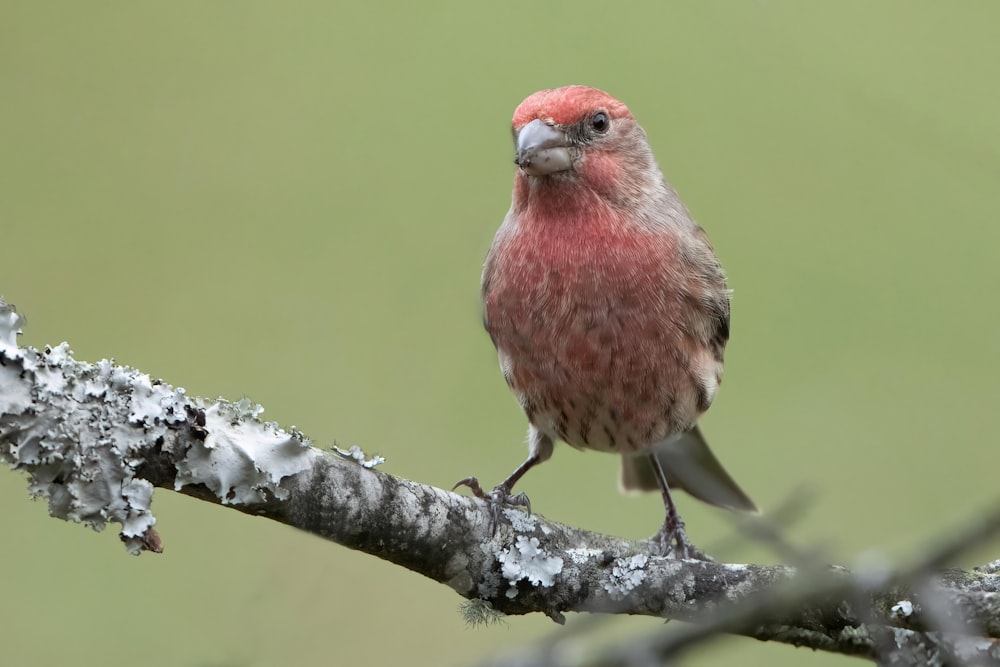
[455,85,756,558]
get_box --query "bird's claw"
[452,476,487,498]
[453,476,532,534]
[503,491,531,515]
[650,517,711,561]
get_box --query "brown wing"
[480,237,499,345]
[690,224,730,364]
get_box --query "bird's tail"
[619,425,758,513]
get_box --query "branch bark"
[1,299,998,666]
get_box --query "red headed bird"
[456,86,756,558]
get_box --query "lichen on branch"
[0,300,315,553]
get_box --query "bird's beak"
[514,119,572,176]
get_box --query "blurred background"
[3,1,999,665]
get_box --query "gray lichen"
[0,300,316,553]
[497,535,565,598]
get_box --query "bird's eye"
[591,111,610,133]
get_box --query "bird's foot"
[452,476,532,534]
[650,517,712,561]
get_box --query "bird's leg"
[648,453,710,560]
[453,454,539,532]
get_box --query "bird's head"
[510,86,661,206]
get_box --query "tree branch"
[2,299,998,665]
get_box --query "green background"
[3,1,999,665]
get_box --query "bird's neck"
[514,172,632,226]
[512,171,671,232]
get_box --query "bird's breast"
[484,221,708,454]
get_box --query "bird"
[454,85,757,558]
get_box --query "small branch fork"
[1,298,999,666]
